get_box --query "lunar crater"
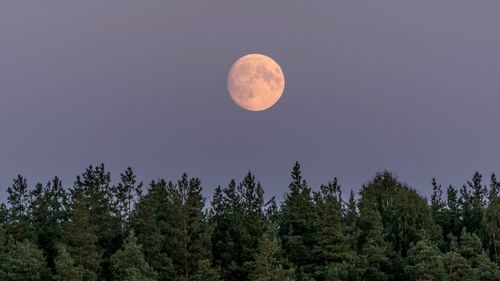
[227,54,285,111]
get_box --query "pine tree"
[312,178,361,281]
[114,167,143,228]
[210,172,266,281]
[443,251,475,281]
[249,225,294,281]
[359,207,390,281]
[6,175,32,241]
[458,228,483,262]
[489,174,500,202]
[192,259,220,281]
[279,162,318,279]
[30,177,68,270]
[131,179,177,281]
[343,190,359,252]
[110,230,157,281]
[404,232,446,281]
[166,174,212,279]
[1,240,46,281]
[71,164,122,280]
[460,172,487,241]
[485,197,500,259]
[474,252,500,281]
[53,244,84,281]
[442,185,462,244]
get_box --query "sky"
[1,1,500,203]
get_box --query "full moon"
[227,54,285,111]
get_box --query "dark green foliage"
[312,178,361,281]
[279,162,318,278]
[6,175,32,241]
[130,179,177,281]
[53,244,84,281]
[248,225,294,281]
[110,230,157,281]
[1,240,46,281]
[114,167,143,228]
[211,172,266,281]
[358,171,437,257]
[359,207,391,281]
[3,163,500,281]
[444,251,475,281]
[404,232,446,281]
[343,190,360,252]
[165,174,212,279]
[30,177,68,271]
[460,172,488,241]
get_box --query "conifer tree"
[485,197,500,258]
[53,244,84,281]
[1,240,46,281]
[65,190,103,281]
[279,162,318,279]
[249,225,294,281]
[6,175,32,241]
[71,164,122,280]
[404,232,446,281]
[192,259,220,281]
[359,207,390,281]
[489,174,500,202]
[30,177,68,270]
[343,190,359,252]
[131,179,177,281]
[442,185,462,243]
[114,167,143,228]
[443,251,475,281]
[165,174,212,279]
[460,172,487,240]
[312,178,361,281]
[211,172,265,281]
[474,251,500,281]
[110,230,157,281]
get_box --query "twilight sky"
[1,1,500,202]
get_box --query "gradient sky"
[1,1,500,202]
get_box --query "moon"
[227,54,285,111]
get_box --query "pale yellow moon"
[227,54,285,111]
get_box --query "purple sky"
[1,1,500,202]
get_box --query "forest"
[1,162,500,281]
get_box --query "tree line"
[1,162,500,281]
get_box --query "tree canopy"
[1,164,500,281]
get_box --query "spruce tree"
[192,259,220,281]
[443,251,475,281]
[359,207,390,281]
[460,172,487,241]
[2,240,46,281]
[210,172,266,281]
[249,225,294,281]
[71,164,122,280]
[110,230,157,281]
[279,162,318,279]
[114,167,143,228]
[404,232,446,281]
[485,197,500,259]
[343,190,359,252]
[53,244,84,281]
[30,177,68,270]
[442,185,462,244]
[131,179,178,281]
[6,175,32,241]
[165,174,212,279]
[312,178,361,281]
